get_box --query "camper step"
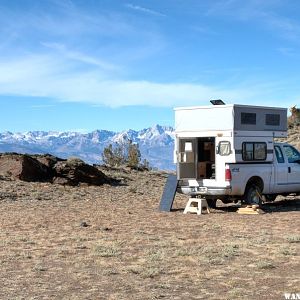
[183,198,210,215]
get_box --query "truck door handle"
[288,167,291,173]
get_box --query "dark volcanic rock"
[53,157,109,186]
[33,154,65,169]
[0,153,51,182]
[0,153,110,186]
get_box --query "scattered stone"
[75,245,88,249]
[80,221,90,228]
[102,227,112,232]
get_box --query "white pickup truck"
[175,104,298,207]
[178,142,300,207]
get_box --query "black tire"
[244,185,263,206]
[206,199,217,209]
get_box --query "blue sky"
[0,0,300,132]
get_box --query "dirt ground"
[0,168,299,300]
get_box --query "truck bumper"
[177,185,232,197]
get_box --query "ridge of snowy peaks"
[110,129,139,144]
[0,125,175,170]
[0,125,174,144]
[0,130,76,142]
[109,125,174,145]
[139,124,174,139]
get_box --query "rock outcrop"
[0,153,51,182]
[53,157,108,186]
[32,154,64,169]
[0,153,109,185]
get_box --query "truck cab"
[272,143,300,194]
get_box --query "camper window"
[242,142,267,161]
[266,114,280,126]
[241,112,256,125]
[184,142,193,152]
[218,141,231,156]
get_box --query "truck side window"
[242,142,267,161]
[274,146,284,163]
[218,141,231,156]
[283,145,300,163]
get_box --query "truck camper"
[174,103,300,207]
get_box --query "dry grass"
[0,168,299,299]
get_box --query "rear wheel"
[244,185,263,206]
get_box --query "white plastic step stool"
[183,198,210,215]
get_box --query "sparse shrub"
[147,249,165,262]
[280,247,297,256]
[94,244,121,257]
[221,244,239,258]
[102,144,124,167]
[102,268,119,276]
[289,105,300,128]
[256,260,276,269]
[141,266,164,278]
[140,158,151,170]
[127,140,141,169]
[102,138,150,169]
[175,247,196,257]
[127,267,141,275]
[286,235,300,243]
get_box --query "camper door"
[177,138,197,179]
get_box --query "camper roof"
[174,103,287,136]
[174,104,286,111]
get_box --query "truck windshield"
[283,145,300,163]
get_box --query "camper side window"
[241,112,256,125]
[242,142,267,161]
[218,141,231,156]
[266,114,280,126]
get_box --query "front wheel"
[244,185,263,207]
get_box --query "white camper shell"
[174,104,299,206]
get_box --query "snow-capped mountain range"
[0,125,175,170]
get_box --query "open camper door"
[177,138,197,179]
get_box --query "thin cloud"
[31,104,56,109]
[125,4,166,17]
[0,54,283,108]
[41,42,119,71]
[0,0,298,111]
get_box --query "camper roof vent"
[210,99,225,105]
